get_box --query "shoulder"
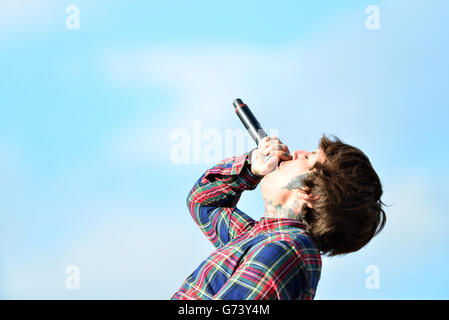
[247,235,307,262]
[291,232,321,255]
[265,233,322,268]
[242,230,321,264]
[263,231,319,255]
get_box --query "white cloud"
[315,174,448,299]
[3,203,214,299]
[93,0,449,170]
[99,1,436,165]
[98,38,384,166]
[0,0,56,36]
[4,0,448,299]
[5,174,446,299]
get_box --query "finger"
[262,154,279,173]
[263,142,281,152]
[268,136,281,144]
[260,136,283,149]
[257,136,271,148]
[268,150,293,161]
[263,143,289,155]
[281,151,293,160]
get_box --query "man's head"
[261,134,386,256]
[260,148,326,209]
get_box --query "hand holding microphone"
[233,98,292,176]
[249,136,292,176]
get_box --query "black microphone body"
[233,98,282,167]
[233,98,267,147]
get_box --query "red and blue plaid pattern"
[171,151,322,300]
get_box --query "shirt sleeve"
[212,241,307,300]
[186,150,263,248]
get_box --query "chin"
[260,176,269,193]
[260,174,275,193]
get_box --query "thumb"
[263,155,279,173]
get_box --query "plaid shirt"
[171,151,322,300]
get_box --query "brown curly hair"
[301,134,386,256]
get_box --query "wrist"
[246,149,263,178]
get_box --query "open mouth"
[278,161,289,169]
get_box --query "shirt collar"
[259,217,307,233]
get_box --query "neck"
[263,197,302,221]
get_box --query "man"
[171,135,386,300]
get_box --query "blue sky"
[1,0,448,299]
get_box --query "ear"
[300,193,320,201]
[297,189,321,203]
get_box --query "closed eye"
[306,151,316,160]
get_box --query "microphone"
[233,98,278,165]
[233,98,267,146]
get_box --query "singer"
[171,135,386,300]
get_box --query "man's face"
[260,149,325,201]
